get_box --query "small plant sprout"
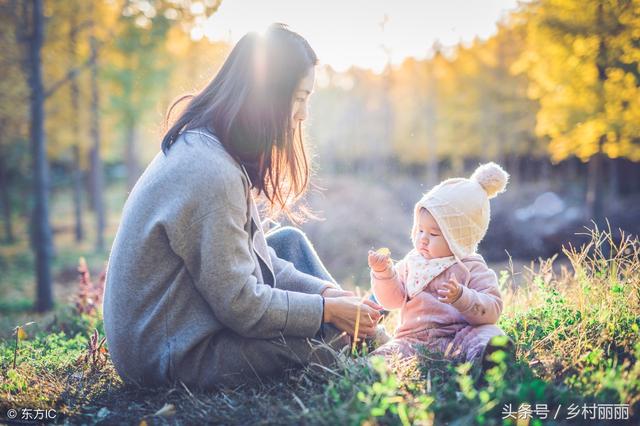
[12,321,35,369]
[75,257,106,316]
[77,328,108,372]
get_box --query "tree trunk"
[125,120,140,191]
[70,10,84,242]
[540,158,551,182]
[72,145,84,241]
[425,113,438,188]
[587,1,608,223]
[568,156,580,182]
[0,154,15,244]
[508,154,520,184]
[632,158,640,194]
[608,156,618,203]
[90,33,105,251]
[28,0,53,312]
[86,165,95,211]
[451,155,464,176]
[586,149,605,221]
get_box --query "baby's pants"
[372,324,505,363]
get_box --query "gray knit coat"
[103,129,331,387]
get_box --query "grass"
[0,226,638,425]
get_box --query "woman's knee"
[267,226,307,244]
[276,226,306,241]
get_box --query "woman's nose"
[295,105,308,123]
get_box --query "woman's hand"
[368,250,391,273]
[322,287,355,298]
[437,276,463,304]
[323,297,382,339]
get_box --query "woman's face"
[291,67,315,130]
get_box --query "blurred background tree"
[0,0,221,311]
[518,0,640,219]
[0,3,29,246]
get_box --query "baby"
[368,163,509,363]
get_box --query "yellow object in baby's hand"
[376,247,391,256]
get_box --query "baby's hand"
[368,249,391,273]
[437,276,463,304]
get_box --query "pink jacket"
[372,250,503,339]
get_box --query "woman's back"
[103,131,248,386]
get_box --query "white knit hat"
[412,162,509,260]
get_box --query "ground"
[0,182,639,425]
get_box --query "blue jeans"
[266,226,339,287]
[269,226,385,314]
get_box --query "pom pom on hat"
[470,162,509,199]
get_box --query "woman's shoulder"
[163,130,245,189]
[131,129,249,215]
[170,130,242,176]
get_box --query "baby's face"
[414,209,454,260]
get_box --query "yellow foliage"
[521,0,640,163]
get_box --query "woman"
[103,24,381,389]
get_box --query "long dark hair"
[161,24,318,218]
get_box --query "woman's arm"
[268,248,334,294]
[172,173,324,339]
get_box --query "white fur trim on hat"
[470,162,509,199]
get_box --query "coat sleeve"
[171,172,324,339]
[450,261,503,325]
[268,246,332,295]
[371,257,408,310]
